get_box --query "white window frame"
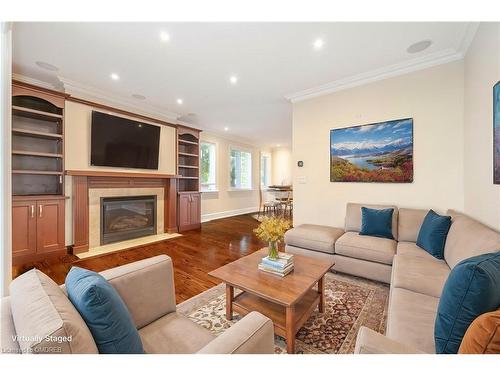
[260,152,271,189]
[200,141,217,192]
[229,146,253,190]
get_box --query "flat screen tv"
[90,111,161,170]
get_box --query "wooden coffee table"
[209,248,334,353]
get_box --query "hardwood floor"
[12,214,266,304]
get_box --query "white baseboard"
[201,206,259,223]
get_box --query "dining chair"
[276,190,293,218]
[258,188,277,218]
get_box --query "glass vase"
[268,241,279,260]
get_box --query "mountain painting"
[494,81,500,184]
[330,118,414,183]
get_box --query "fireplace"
[100,195,157,245]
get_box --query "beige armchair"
[1,255,275,354]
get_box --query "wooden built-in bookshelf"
[11,82,67,265]
[12,86,65,196]
[177,125,201,231]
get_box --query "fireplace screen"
[101,195,157,245]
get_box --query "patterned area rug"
[177,272,389,354]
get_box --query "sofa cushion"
[397,208,428,242]
[345,203,399,239]
[99,255,177,329]
[284,224,344,254]
[335,232,396,265]
[396,241,437,261]
[444,211,500,269]
[66,267,144,354]
[333,254,392,284]
[359,207,394,239]
[416,210,452,259]
[391,255,450,298]
[139,313,214,354]
[285,245,334,262]
[458,309,500,354]
[435,252,500,354]
[386,287,439,354]
[9,268,98,354]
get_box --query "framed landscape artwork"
[330,118,414,183]
[494,81,500,184]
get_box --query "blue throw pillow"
[416,210,452,259]
[359,207,394,239]
[434,252,500,354]
[65,267,144,354]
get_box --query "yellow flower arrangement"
[254,217,292,259]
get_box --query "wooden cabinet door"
[178,194,192,229]
[189,193,201,226]
[36,200,65,254]
[12,200,37,257]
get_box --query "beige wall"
[271,147,293,186]
[464,23,500,230]
[64,100,176,175]
[292,61,465,228]
[200,132,261,220]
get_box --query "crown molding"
[176,119,199,128]
[58,76,181,123]
[2,22,13,33]
[456,22,480,56]
[284,22,481,104]
[12,73,60,91]
[209,132,259,148]
[177,119,263,147]
[284,47,465,103]
[12,73,191,125]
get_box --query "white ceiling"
[12,22,475,147]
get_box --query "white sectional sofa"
[285,203,500,353]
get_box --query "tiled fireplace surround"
[68,171,178,254]
[88,187,164,249]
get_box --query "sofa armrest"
[354,327,424,354]
[1,297,21,354]
[99,255,177,330]
[197,312,274,354]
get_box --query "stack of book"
[258,252,294,277]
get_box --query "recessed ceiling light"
[159,31,170,42]
[132,94,146,100]
[35,61,59,72]
[229,75,238,85]
[407,40,432,54]
[176,98,183,105]
[110,73,120,81]
[224,127,229,131]
[313,38,324,50]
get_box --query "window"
[230,147,252,189]
[260,153,271,188]
[200,142,217,192]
